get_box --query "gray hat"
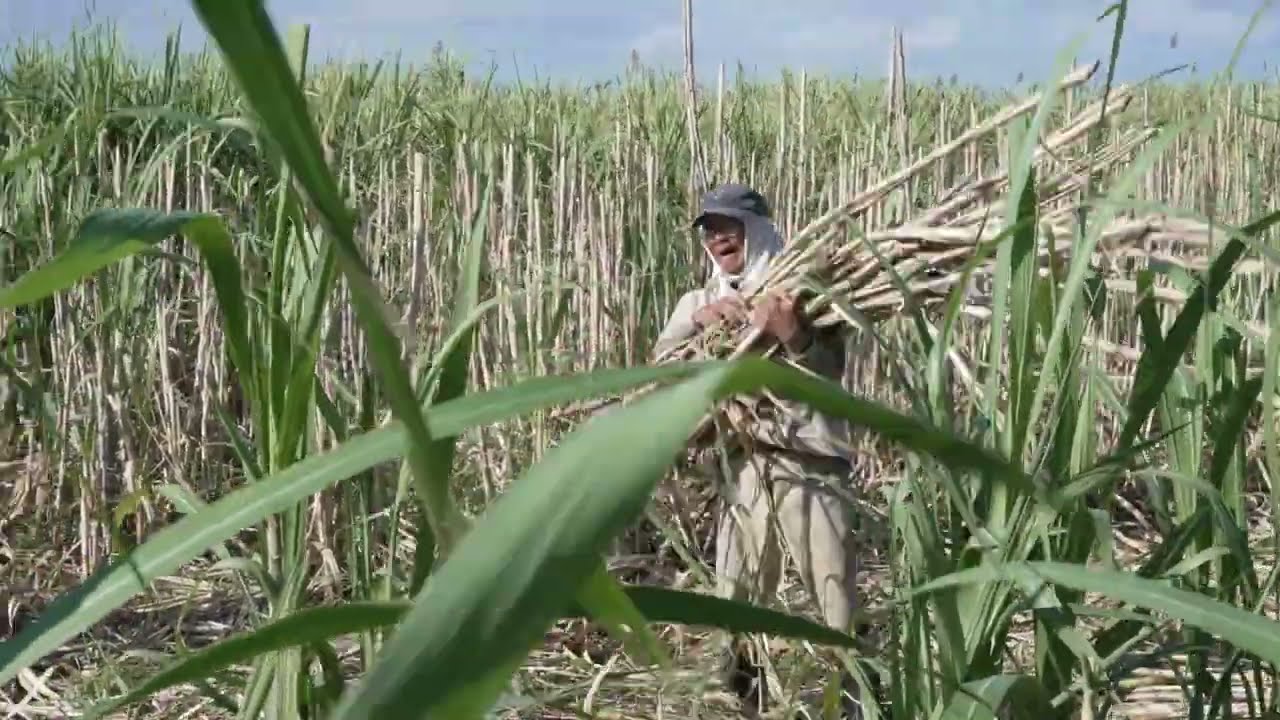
[691,183,771,227]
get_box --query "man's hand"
[692,296,748,329]
[750,290,806,347]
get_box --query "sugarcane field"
[4,1,1280,718]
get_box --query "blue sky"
[3,0,1277,87]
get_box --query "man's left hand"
[750,290,805,346]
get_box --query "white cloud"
[905,15,964,50]
[623,6,963,74]
[630,23,682,58]
[1125,0,1277,41]
[778,19,893,54]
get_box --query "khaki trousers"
[713,448,859,633]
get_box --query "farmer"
[652,183,871,717]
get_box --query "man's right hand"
[692,296,748,329]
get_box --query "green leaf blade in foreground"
[432,184,490,411]
[0,208,259,410]
[1116,208,1280,451]
[1026,117,1192,448]
[90,585,858,719]
[923,561,1280,665]
[188,2,347,237]
[592,586,860,648]
[82,602,410,720]
[0,209,201,309]
[328,367,741,719]
[0,124,69,178]
[0,363,705,688]
[410,185,492,591]
[1031,560,1280,662]
[191,0,466,555]
[938,674,1052,720]
[330,359,1022,719]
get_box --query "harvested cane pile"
[567,61,1226,440]
[619,62,1221,434]
[656,61,1202,368]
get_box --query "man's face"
[700,214,746,274]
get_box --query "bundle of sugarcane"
[568,61,1217,435]
[654,62,1176,367]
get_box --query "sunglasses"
[698,215,744,239]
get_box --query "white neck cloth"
[704,213,784,299]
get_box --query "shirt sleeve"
[651,291,703,360]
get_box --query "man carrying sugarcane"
[652,183,878,718]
